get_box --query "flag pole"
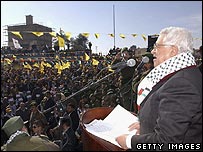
[113,5,116,50]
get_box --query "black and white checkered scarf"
[137,52,196,107]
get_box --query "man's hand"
[128,122,140,135]
[115,134,129,150]
[116,122,140,149]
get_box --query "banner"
[11,32,23,39]
[12,38,22,49]
[58,36,65,47]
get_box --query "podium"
[81,107,125,151]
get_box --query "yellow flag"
[107,65,114,72]
[54,62,61,69]
[132,34,138,38]
[12,55,17,59]
[82,33,90,38]
[65,32,72,40]
[33,62,39,68]
[39,61,45,74]
[11,32,23,39]
[119,34,125,39]
[108,34,114,37]
[94,33,100,39]
[44,62,52,68]
[32,32,44,37]
[54,62,62,75]
[58,36,65,47]
[23,62,32,70]
[49,32,57,37]
[62,61,71,69]
[142,34,147,41]
[109,68,114,72]
[92,58,99,65]
[55,55,60,60]
[41,61,47,66]
[84,53,90,61]
[4,58,12,65]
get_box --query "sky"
[1,1,202,55]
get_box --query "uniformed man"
[1,116,60,151]
[111,47,137,111]
[131,52,154,114]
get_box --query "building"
[7,15,53,50]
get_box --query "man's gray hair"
[160,27,193,53]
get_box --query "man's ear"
[171,46,178,57]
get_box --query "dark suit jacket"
[62,127,78,151]
[131,66,202,151]
[63,110,80,132]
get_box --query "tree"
[70,34,89,51]
[53,31,89,51]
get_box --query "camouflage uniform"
[131,52,154,113]
[111,48,137,111]
[1,116,60,151]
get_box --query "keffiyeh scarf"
[6,130,30,144]
[137,52,196,109]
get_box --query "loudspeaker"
[147,35,158,52]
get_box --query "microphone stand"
[129,66,142,112]
[43,68,121,114]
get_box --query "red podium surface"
[81,107,126,151]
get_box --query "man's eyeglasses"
[32,125,37,128]
[153,43,176,50]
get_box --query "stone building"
[7,15,53,50]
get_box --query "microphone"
[110,58,136,69]
[136,56,150,71]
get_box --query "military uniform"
[111,48,137,111]
[1,116,60,151]
[131,52,154,113]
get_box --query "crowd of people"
[1,26,202,151]
[1,45,140,150]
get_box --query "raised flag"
[92,58,99,65]
[65,32,72,40]
[12,38,22,49]
[61,61,71,69]
[84,53,90,61]
[44,62,52,68]
[4,58,12,65]
[23,62,32,70]
[58,36,65,47]
[32,62,40,68]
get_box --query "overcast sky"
[1,1,202,55]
